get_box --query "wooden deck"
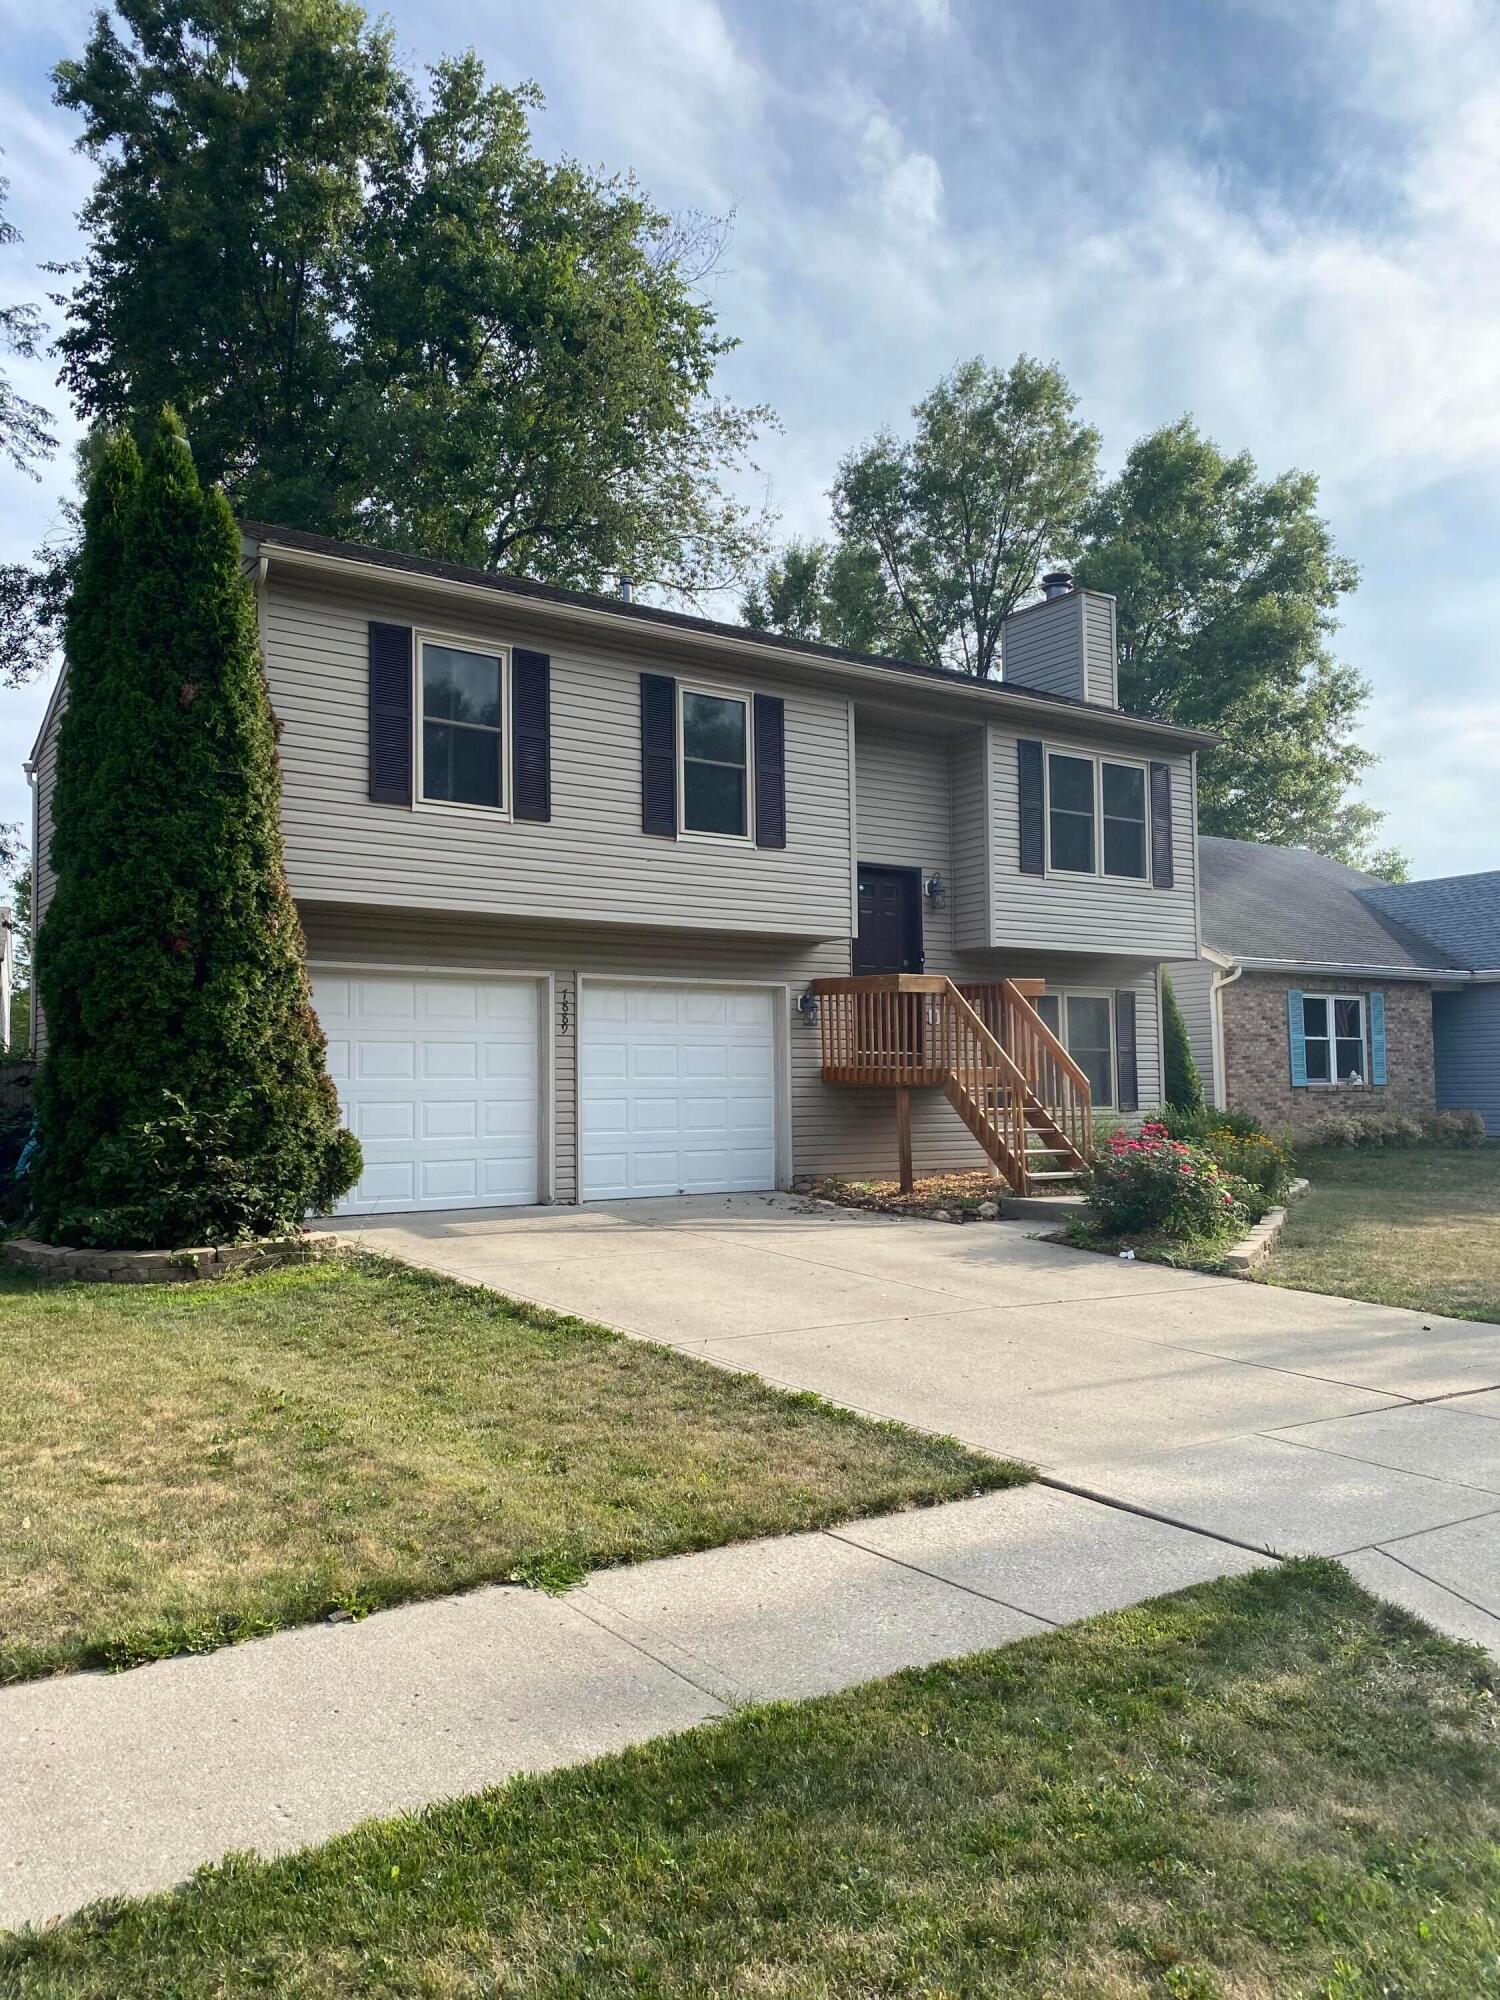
[810,974,1092,1195]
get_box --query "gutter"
[252,537,1221,752]
[1232,954,1468,981]
[1208,958,1242,1109]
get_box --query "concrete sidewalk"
[1,1484,1266,1932]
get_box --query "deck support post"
[895,1086,913,1194]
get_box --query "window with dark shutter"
[753,693,786,848]
[368,622,413,805]
[1017,739,1044,875]
[1115,990,1139,1111]
[511,648,551,822]
[1149,761,1174,887]
[640,673,678,837]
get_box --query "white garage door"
[580,982,778,1200]
[313,973,541,1215]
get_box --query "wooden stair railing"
[812,975,1093,1194]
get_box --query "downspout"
[1208,960,1242,1112]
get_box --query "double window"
[1046,751,1148,879]
[1301,994,1366,1084]
[1035,989,1116,1106]
[680,686,751,839]
[419,637,508,812]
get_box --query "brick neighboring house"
[1169,839,1471,1134]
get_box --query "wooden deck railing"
[811,973,1092,1193]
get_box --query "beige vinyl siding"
[949,727,991,951]
[1000,592,1086,702]
[1168,955,1223,1108]
[988,720,1200,958]
[1082,593,1119,707]
[265,574,854,940]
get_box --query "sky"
[2,0,1499,879]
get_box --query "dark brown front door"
[854,866,924,975]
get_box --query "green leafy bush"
[31,415,361,1249]
[1422,1109,1488,1147]
[1201,1126,1294,1202]
[1081,1122,1258,1243]
[1161,971,1204,1115]
[1310,1111,1425,1150]
[1150,1102,1264,1143]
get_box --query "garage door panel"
[581,980,778,1201]
[313,974,540,1215]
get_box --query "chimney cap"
[617,576,633,602]
[1041,569,1074,600]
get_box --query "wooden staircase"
[812,975,1092,1195]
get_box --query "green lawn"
[0,1254,1022,1684]
[7,1562,1499,1996]
[1259,1146,1500,1323]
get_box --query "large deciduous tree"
[1075,419,1401,872]
[40,0,770,636]
[744,357,1098,675]
[32,413,359,1248]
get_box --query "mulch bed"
[794,1172,1005,1220]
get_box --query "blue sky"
[3,0,1499,878]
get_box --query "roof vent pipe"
[617,576,633,602]
[1041,569,1074,600]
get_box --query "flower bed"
[1062,1121,1265,1266]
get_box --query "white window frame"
[415,627,512,820]
[677,681,753,844]
[1044,746,1150,882]
[1036,985,1118,1109]
[1301,990,1368,1088]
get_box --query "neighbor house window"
[1046,752,1148,879]
[1302,994,1366,1084]
[421,640,506,810]
[1036,989,1115,1106]
[1047,753,1095,872]
[681,688,750,837]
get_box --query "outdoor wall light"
[924,872,948,910]
[797,987,820,1026]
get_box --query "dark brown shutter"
[640,673,677,836]
[753,693,786,848]
[368,622,413,805]
[1149,761,1174,887]
[1114,990,1139,1111]
[511,648,550,822]
[1017,739,1045,875]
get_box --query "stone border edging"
[1221,1177,1309,1274]
[3,1232,341,1285]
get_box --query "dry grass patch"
[1258,1146,1500,1323]
[0,1254,1023,1682]
[7,1562,1499,1996]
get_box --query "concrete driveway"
[349,1193,1500,1651]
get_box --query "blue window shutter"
[1288,989,1308,1086]
[1369,990,1387,1086]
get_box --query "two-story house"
[27,530,1213,1216]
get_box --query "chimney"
[617,576,633,603]
[1000,579,1119,707]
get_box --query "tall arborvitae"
[1161,971,1206,1117]
[33,411,359,1246]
